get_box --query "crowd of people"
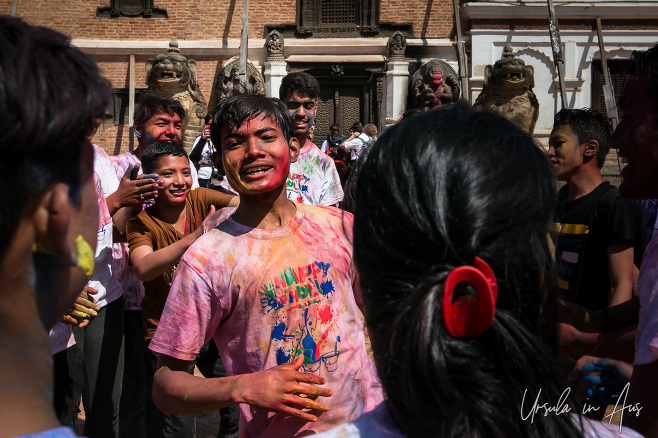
[2,14,658,438]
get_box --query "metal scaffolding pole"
[547,0,568,109]
[453,0,470,102]
[596,17,623,174]
[238,0,249,87]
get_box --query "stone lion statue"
[474,45,539,135]
[145,38,208,152]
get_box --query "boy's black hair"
[141,142,189,174]
[630,42,658,101]
[210,94,293,148]
[553,108,611,168]
[134,93,186,133]
[279,72,320,101]
[354,103,583,437]
[0,17,110,260]
[350,122,364,133]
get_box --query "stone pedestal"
[383,60,409,127]
[264,61,288,99]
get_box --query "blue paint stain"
[315,262,331,276]
[301,184,308,192]
[276,347,291,365]
[319,279,335,296]
[272,320,295,341]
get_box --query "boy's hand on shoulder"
[236,355,332,422]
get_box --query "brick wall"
[6,0,449,40]
[380,0,454,38]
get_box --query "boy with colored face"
[0,17,110,437]
[280,72,344,206]
[126,142,237,437]
[149,94,383,437]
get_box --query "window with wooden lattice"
[96,0,167,18]
[297,0,379,36]
[591,60,632,120]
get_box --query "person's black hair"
[279,72,320,101]
[134,93,186,133]
[210,94,293,148]
[354,103,584,437]
[400,108,424,122]
[328,123,341,138]
[0,17,110,260]
[630,42,658,101]
[553,108,611,168]
[141,142,189,174]
[350,122,363,133]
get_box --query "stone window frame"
[96,0,167,18]
[295,0,380,37]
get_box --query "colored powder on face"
[75,235,95,277]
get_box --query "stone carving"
[388,31,406,60]
[331,64,344,78]
[410,59,460,110]
[214,56,266,102]
[266,30,284,61]
[145,38,207,152]
[474,44,539,135]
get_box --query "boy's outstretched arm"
[129,207,215,282]
[153,353,332,421]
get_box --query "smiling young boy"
[149,94,383,437]
[125,142,237,436]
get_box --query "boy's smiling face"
[284,91,317,138]
[151,155,193,206]
[219,115,299,196]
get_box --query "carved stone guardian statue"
[145,38,208,151]
[473,45,539,135]
[214,56,266,101]
[410,59,460,110]
[266,30,284,61]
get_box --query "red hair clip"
[442,257,498,338]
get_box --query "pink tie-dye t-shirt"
[287,141,344,206]
[150,204,383,437]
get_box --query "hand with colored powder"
[235,355,332,422]
[61,285,100,328]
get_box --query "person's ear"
[212,152,226,177]
[289,136,301,163]
[33,183,74,262]
[583,140,599,159]
[133,124,142,138]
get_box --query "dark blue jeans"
[146,340,239,438]
[72,297,125,438]
[120,310,163,438]
[53,343,83,431]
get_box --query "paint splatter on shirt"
[287,141,343,206]
[150,204,382,437]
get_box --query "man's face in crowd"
[141,111,183,145]
[284,91,317,139]
[547,124,587,181]
[610,70,658,199]
[219,115,298,196]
